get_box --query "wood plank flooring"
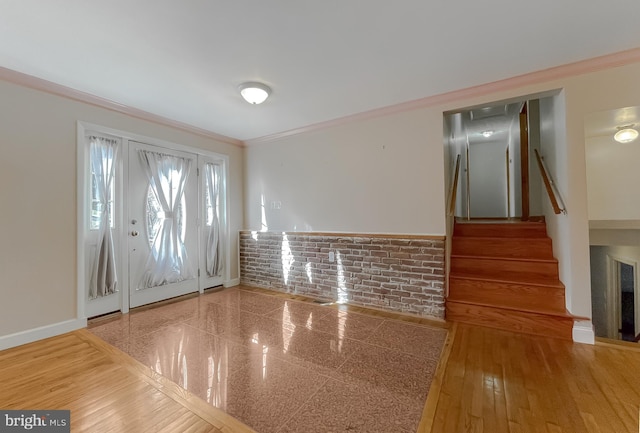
[0,329,255,433]
[431,323,640,433]
[2,300,640,432]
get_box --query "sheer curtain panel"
[139,150,195,289]
[89,136,119,299]
[205,163,223,277]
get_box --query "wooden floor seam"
[76,329,257,433]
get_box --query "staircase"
[446,219,574,339]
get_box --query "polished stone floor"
[88,286,447,433]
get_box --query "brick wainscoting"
[239,231,445,319]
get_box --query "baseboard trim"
[572,320,595,344]
[224,278,240,288]
[0,318,87,351]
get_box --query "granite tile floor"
[88,286,448,433]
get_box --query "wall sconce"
[614,125,639,143]
[239,82,271,105]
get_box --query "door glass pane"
[87,135,119,300]
[90,158,115,230]
[204,164,220,227]
[204,163,223,278]
[146,184,186,252]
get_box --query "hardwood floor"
[2,299,640,432]
[431,323,640,433]
[0,329,255,433]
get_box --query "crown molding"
[4,46,640,148]
[0,66,243,147]
[245,46,640,146]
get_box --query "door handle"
[131,231,139,237]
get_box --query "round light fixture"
[614,125,639,143]
[239,82,271,105]
[481,130,494,138]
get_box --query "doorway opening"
[608,256,640,341]
[443,91,563,222]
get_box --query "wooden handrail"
[448,154,461,216]
[534,149,565,215]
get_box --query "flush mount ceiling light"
[239,82,271,105]
[614,125,639,143]
[481,130,494,138]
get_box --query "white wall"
[507,116,522,217]
[245,108,445,234]
[560,62,640,320]
[539,92,578,311]
[0,79,243,339]
[586,134,640,220]
[445,112,466,218]
[528,99,543,216]
[591,229,640,246]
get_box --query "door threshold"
[595,336,640,352]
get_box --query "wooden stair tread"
[454,219,545,226]
[446,295,569,317]
[446,302,573,340]
[448,276,567,312]
[450,255,560,283]
[451,254,557,264]
[451,236,553,259]
[452,235,549,240]
[449,274,565,289]
[450,271,560,286]
[453,222,548,238]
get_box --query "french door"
[128,141,199,308]
[82,125,228,318]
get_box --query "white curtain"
[89,136,118,299]
[139,150,195,289]
[205,163,223,277]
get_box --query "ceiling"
[1,1,639,142]
[584,106,640,140]
[463,103,523,145]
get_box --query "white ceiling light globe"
[614,128,639,143]
[239,82,271,105]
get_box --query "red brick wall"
[239,231,445,319]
